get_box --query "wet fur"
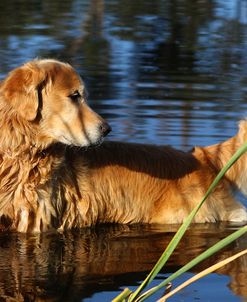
[0,59,246,232]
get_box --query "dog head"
[0,59,111,148]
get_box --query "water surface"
[0,224,246,301]
[0,0,247,301]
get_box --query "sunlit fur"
[0,59,246,232]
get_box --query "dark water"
[0,0,247,301]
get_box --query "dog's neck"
[0,143,62,160]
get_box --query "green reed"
[113,142,247,302]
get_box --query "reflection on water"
[0,224,247,301]
[0,0,247,301]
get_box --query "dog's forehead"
[52,65,85,92]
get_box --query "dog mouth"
[59,135,104,148]
[88,136,104,148]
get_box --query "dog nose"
[100,122,111,137]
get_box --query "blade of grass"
[124,142,247,302]
[135,225,247,302]
[157,248,247,302]
[112,288,132,302]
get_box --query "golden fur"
[0,59,246,232]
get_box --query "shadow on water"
[0,223,247,301]
[0,0,247,301]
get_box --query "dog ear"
[0,64,45,121]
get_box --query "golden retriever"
[0,59,246,232]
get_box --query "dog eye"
[69,91,81,103]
